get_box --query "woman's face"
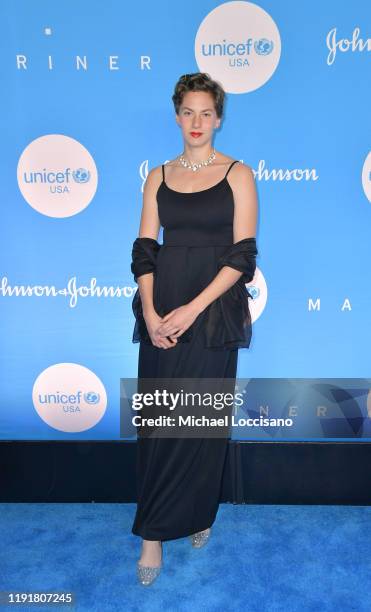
[176,91,221,146]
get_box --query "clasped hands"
[144,302,201,349]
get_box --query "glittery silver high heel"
[137,541,162,586]
[189,527,211,548]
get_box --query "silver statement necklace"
[179,147,216,172]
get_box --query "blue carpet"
[1,503,371,611]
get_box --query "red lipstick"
[190,132,203,138]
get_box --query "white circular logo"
[17,134,98,217]
[195,1,281,93]
[32,363,107,432]
[361,151,371,203]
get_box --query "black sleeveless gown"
[130,160,257,541]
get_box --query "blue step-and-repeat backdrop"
[1,1,370,441]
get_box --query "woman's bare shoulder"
[232,160,255,179]
[164,157,180,166]
[144,164,164,191]
[227,161,256,196]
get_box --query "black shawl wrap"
[130,236,258,349]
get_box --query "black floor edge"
[1,440,370,504]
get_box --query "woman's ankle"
[139,539,162,567]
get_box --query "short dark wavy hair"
[172,73,225,119]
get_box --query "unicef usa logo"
[17,134,98,218]
[22,166,91,191]
[32,363,107,433]
[195,1,281,93]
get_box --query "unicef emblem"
[246,285,259,300]
[84,391,100,404]
[254,38,274,56]
[73,168,91,183]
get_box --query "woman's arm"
[157,163,258,339]
[134,167,162,316]
[188,163,258,315]
[132,167,178,349]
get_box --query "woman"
[130,73,258,585]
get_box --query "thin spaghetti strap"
[225,160,239,178]
[162,164,166,183]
